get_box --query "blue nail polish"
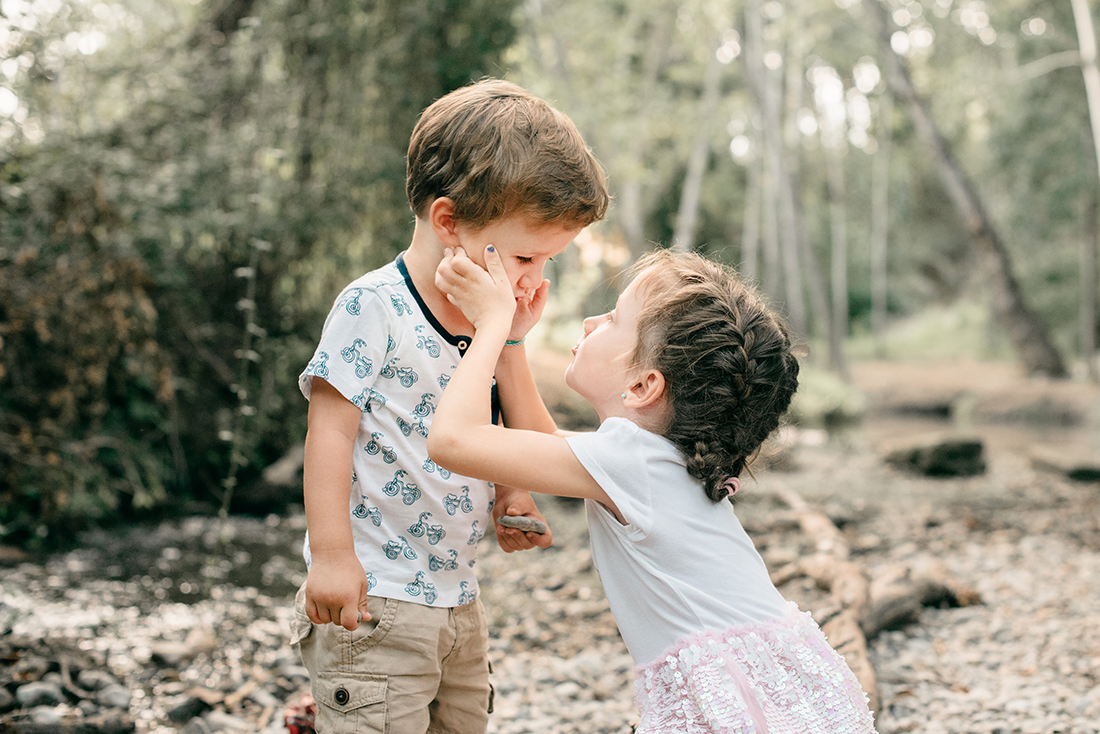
[487,246,495,252]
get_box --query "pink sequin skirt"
[633,603,877,734]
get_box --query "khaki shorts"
[292,585,492,734]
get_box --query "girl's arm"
[489,280,557,551]
[430,247,621,521]
[493,278,558,435]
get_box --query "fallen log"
[862,559,981,641]
[768,482,879,717]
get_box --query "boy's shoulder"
[341,258,406,296]
[328,257,421,317]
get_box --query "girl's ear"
[429,197,460,245]
[624,369,666,409]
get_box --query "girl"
[428,246,877,734]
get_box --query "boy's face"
[454,215,581,301]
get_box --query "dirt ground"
[489,353,1100,733]
[4,356,1098,734]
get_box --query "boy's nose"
[516,268,542,289]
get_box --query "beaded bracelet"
[504,338,525,347]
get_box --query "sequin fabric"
[633,603,877,734]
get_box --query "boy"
[292,79,609,734]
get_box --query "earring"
[620,393,626,399]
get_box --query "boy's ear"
[624,369,666,409]
[429,197,460,245]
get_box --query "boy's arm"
[302,377,372,630]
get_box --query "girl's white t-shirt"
[565,417,789,666]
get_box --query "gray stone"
[180,717,212,734]
[16,680,65,707]
[97,683,132,709]
[167,696,214,723]
[205,710,252,732]
[78,668,120,691]
[248,688,281,710]
[29,706,63,725]
[496,515,548,534]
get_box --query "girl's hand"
[436,246,516,333]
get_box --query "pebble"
[15,681,65,707]
[98,683,133,709]
[1,444,1098,734]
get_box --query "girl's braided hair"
[629,250,800,502]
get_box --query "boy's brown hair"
[406,79,609,230]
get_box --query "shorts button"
[334,687,349,706]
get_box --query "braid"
[629,250,800,502]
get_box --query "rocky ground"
[2,360,1100,734]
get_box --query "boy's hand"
[436,246,515,333]
[494,487,553,553]
[304,549,372,630]
[508,279,550,343]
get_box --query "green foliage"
[0,0,520,547]
[1,162,173,547]
[848,300,1013,362]
[3,0,1098,546]
[787,365,866,429]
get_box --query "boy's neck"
[402,222,476,337]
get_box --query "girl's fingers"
[484,245,508,286]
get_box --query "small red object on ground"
[285,692,317,734]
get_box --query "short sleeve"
[565,418,653,537]
[300,286,392,410]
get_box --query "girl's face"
[565,270,650,417]
[455,215,580,301]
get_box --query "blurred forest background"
[2,0,1099,549]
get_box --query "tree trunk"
[1084,180,1099,382]
[620,3,677,262]
[1070,0,1100,381]
[870,88,893,351]
[863,0,1068,378]
[746,0,809,337]
[763,147,783,299]
[741,140,763,282]
[825,142,851,379]
[673,31,725,252]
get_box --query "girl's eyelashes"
[516,256,534,264]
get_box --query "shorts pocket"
[347,596,396,655]
[313,673,387,733]
[291,585,313,647]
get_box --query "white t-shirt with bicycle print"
[299,254,496,608]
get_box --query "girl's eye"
[517,256,533,265]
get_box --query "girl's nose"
[582,316,598,334]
